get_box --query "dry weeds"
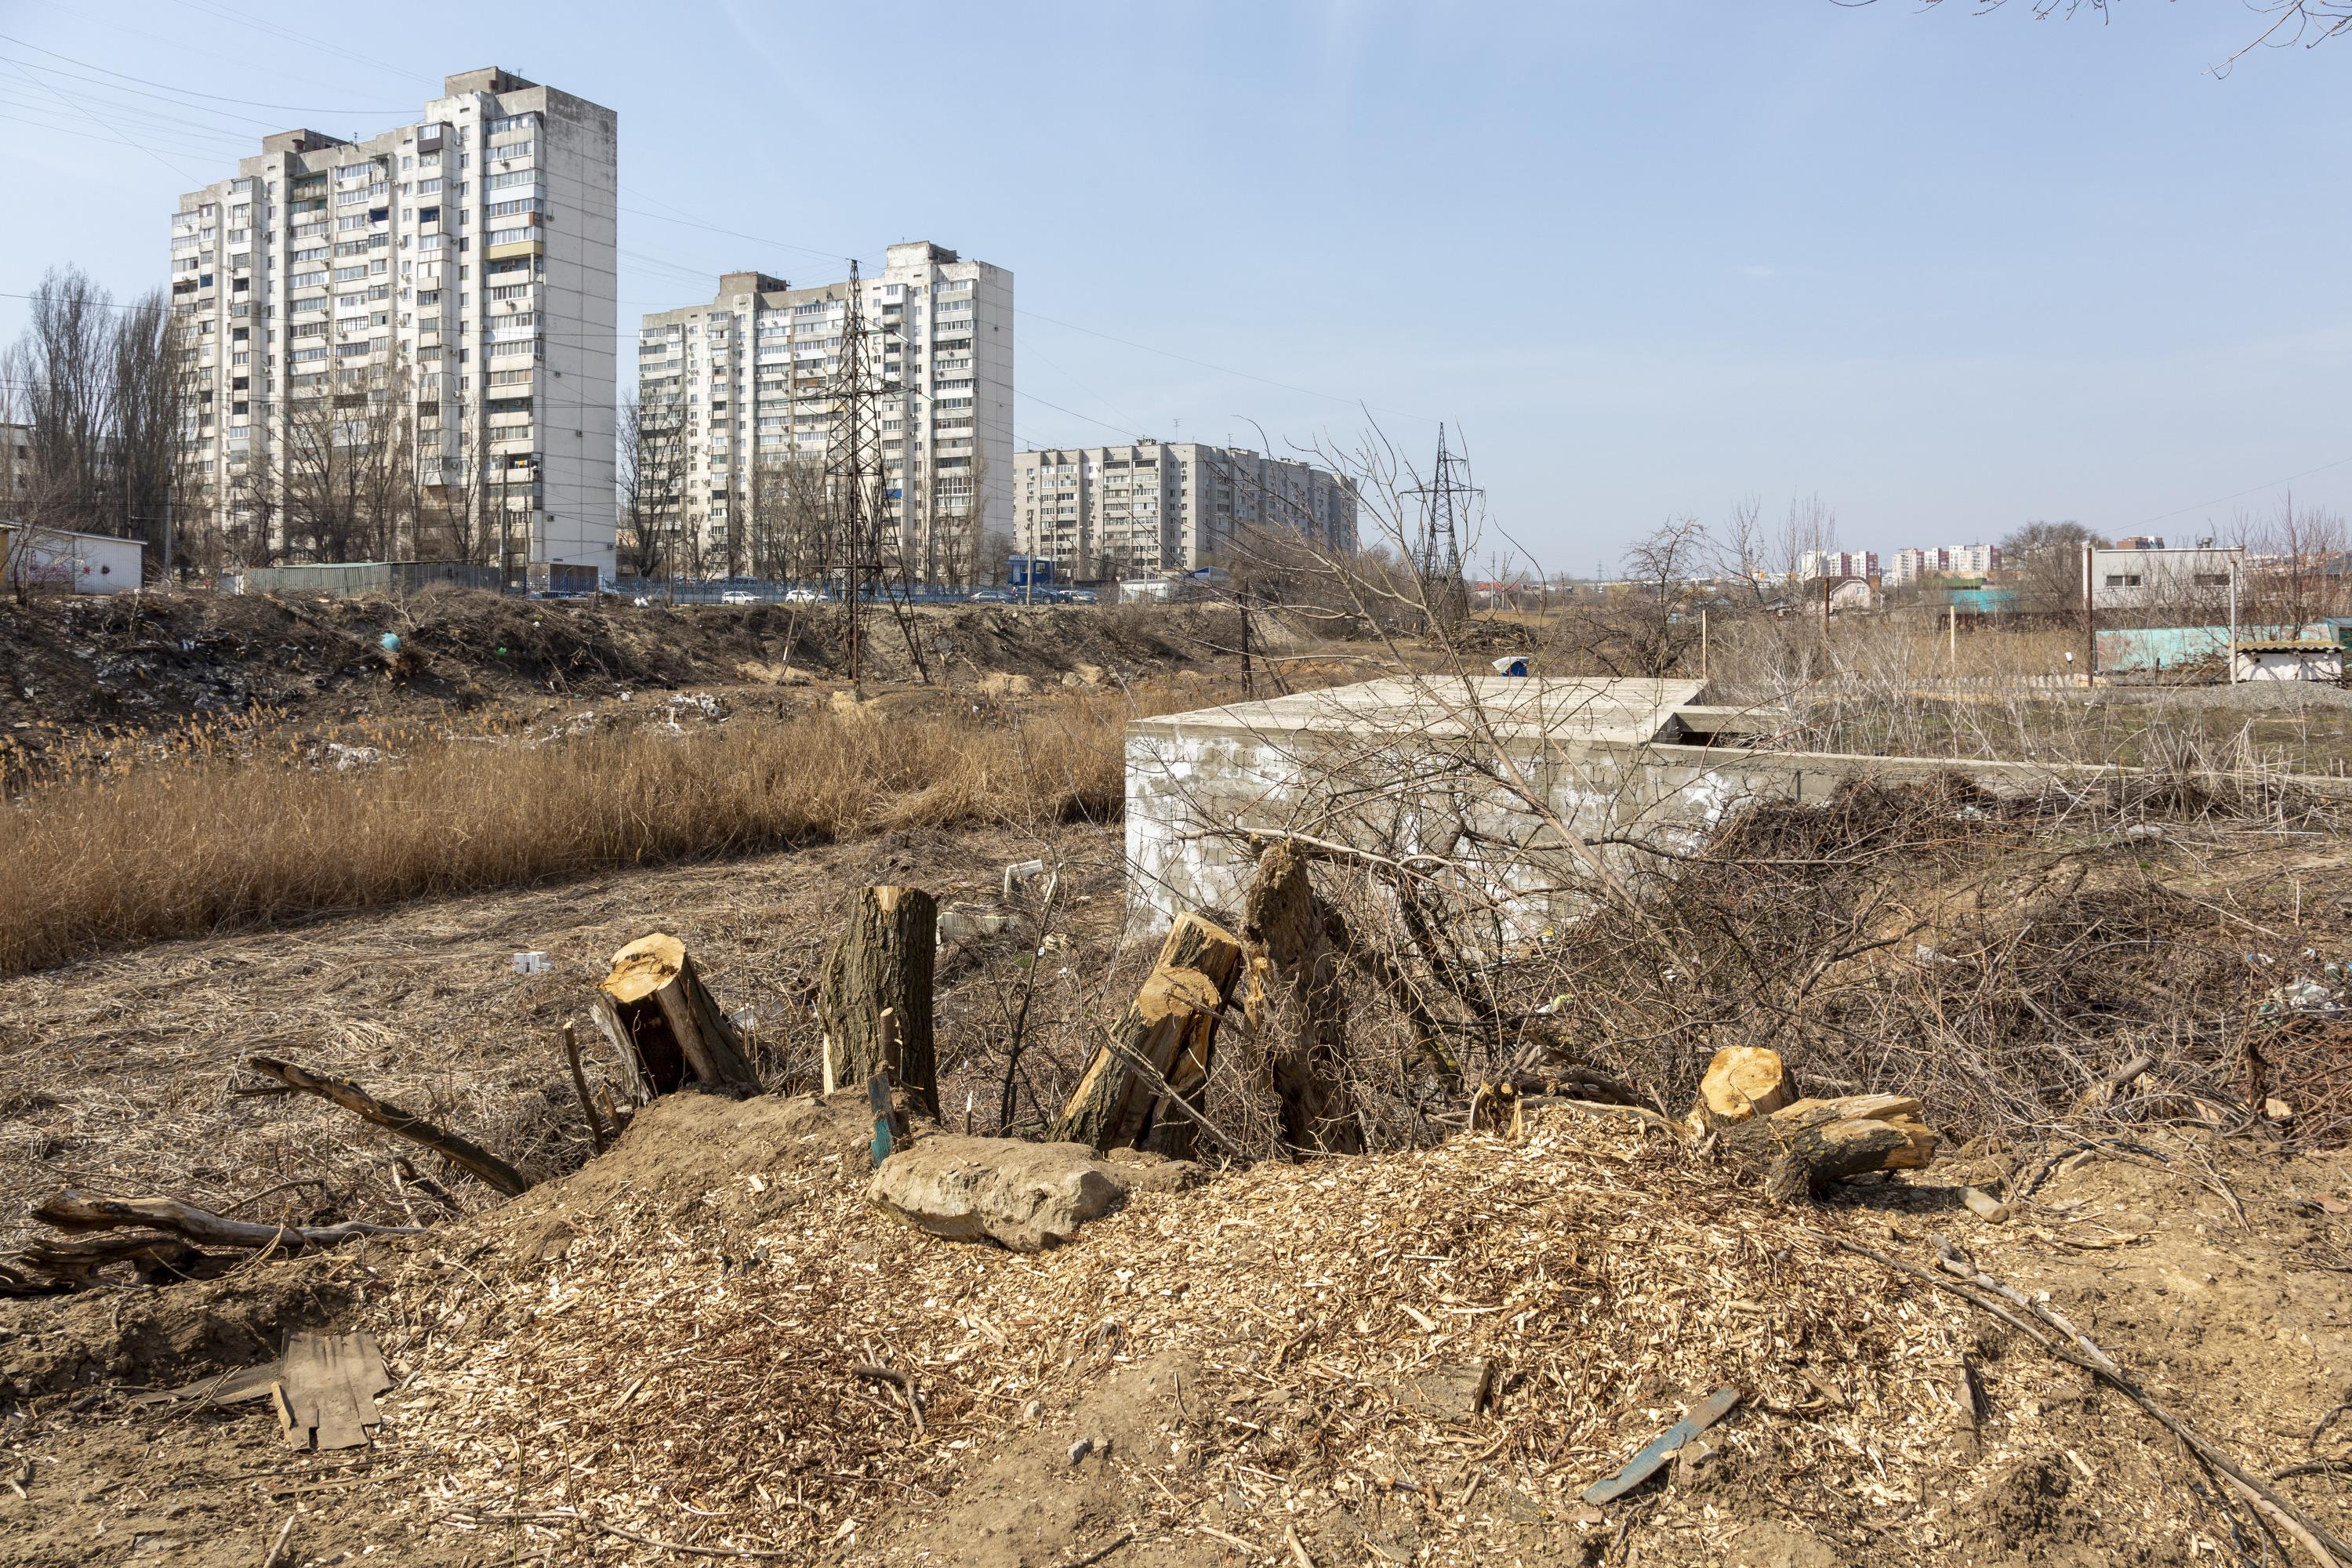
[0,677,1254,978]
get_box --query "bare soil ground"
[2,815,2348,1567]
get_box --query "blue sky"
[3,1,2347,573]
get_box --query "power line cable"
[0,37,412,119]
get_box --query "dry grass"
[0,677,1233,977]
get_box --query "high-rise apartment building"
[173,68,617,579]
[635,243,1011,582]
[1012,440,1358,579]
[1798,549,1879,582]
[1889,543,2000,587]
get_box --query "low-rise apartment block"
[636,243,1012,581]
[1889,543,2000,587]
[174,67,617,577]
[1013,440,1357,579]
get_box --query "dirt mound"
[0,592,1249,745]
[341,1097,2144,1566]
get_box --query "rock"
[1073,662,1107,687]
[975,672,1034,699]
[869,1135,1131,1251]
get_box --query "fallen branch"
[561,1022,610,1154]
[246,1055,531,1197]
[1828,1234,2349,1567]
[32,1192,419,1252]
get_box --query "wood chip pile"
[359,1101,2201,1563]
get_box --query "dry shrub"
[0,684,1181,976]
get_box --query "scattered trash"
[378,632,401,654]
[1582,1386,1743,1504]
[2122,822,2163,842]
[1962,1187,2012,1222]
[511,951,553,975]
[1003,858,1054,902]
[323,742,384,771]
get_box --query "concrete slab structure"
[1123,674,2135,935]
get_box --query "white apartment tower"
[172,68,618,579]
[1013,441,1359,579]
[1889,543,2001,588]
[636,243,1012,582]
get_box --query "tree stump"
[1722,1094,1940,1201]
[591,934,760,1099]
[1684,1045,1794,1136]
[1241,842,1361,1153]
[1051,912,1245,1155]
[818,887,938,1116]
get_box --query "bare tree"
[1840,0,2351,71]
[275,357,414,563]
[618,389,691,583]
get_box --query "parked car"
[718,590,757,605]
[782,586,827,604]
[1063,588,1098,604]
[969,587,1018,604]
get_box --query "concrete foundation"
[1123,675,2125,935]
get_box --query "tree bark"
[247,1055,532,1196]
[597,933,760,1099]
[32,1191,422,1250]
[1241,842,1361,1153]
[1051,912,1245,1155]
[818,887,939,1116]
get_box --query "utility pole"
[2082,543,2096,688]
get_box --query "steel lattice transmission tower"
[821,260,897,688]
[1406,423,1475,628]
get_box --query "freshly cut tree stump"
[1241,842,1362,1153]
[817,887,939,1116]
[1685,1045,1794,1136]
[1723,1094,1940,1202]
[1051,912,1245,1156]
[592,933,760,1100]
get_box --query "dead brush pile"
[362,1093,2142,1565]
[1531,770,2336,1138]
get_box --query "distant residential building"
[1013,440,1357,579]
[637,243,1012,581]
[1798,549,1878,581]
[2089,546,2241,610]
[1,423,27,510]
[2112,534,2165,550]
[174,68,618,575]
[1889,543,2000,588]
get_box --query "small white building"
[0,524,146,594]
[2234,639,2343,683]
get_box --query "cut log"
[1050,912,1246,1155]
[1686,1046,1793,1135]
[1722,1094,1942,1202]
[1241,842,1361,1153]
[247,1055,532,1196]
[596,933,760,1099]
[817,888,939,1116]
[32,1191,422,1250]
[18,1232,231,1287]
